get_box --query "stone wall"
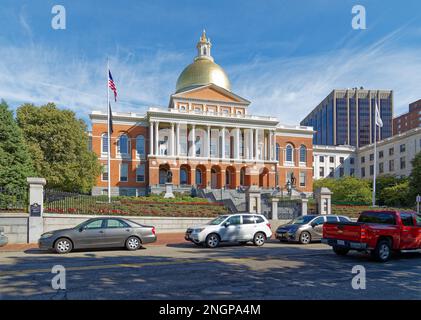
[0,214,28,244]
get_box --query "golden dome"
[175,31,231,93]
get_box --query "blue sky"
[1,0,421,125]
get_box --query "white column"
[207,125,211,158]
[176,123,180,156]
[272,131,277,161]
[235,128,240,159]
[249,129,254,160]
[149,121,154,156]
[191,124,196,157]
[170,123,175,156]
[221,126,226,159]
[254,128,259,160]
[154,121,159,156]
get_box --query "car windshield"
[208,215,229,225]
[290,216,315,225]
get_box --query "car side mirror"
[310,222,316,228]
[223,222,230,228]
[78,227,84,232]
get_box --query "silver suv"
[275,214,351,244]
[185,213,272,248]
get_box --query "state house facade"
[90,32,314,196]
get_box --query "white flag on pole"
[375,101,383,128]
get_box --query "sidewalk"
[0,232,186,252]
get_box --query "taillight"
[267,223,271,230]
[360,226,366,241]
[152,227,156,235]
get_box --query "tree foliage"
[374,174,408,206]
[16,103,100,193]
[409,151,421,204]
[380,181,411,208]
[0,100,34,191]
[313,176,372,204]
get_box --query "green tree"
[313,176,372,204]
[380,181,410,208]
[16,103,100,193]
[0,100,34,203]
[409,151,421,205]
[374,175,407,206]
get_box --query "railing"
[0,186,28,212]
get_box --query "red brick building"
[90,31,314,196]
[393,99,421,135]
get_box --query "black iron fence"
[0,186,28,212]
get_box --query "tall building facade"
[393,99,421,135]
[300,89,393,148]
[90,31,314,196]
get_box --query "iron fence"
[0,186,28,212]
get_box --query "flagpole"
[372,97,378,207]
[107,58,111,203]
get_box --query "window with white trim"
[285,144,294,164]
[120,163,128,182]
[117,134,130,156]
[101,133,108,154]
[101,164,108,181]
[299,145,307,163]
[136,135,145,158]
[136,163,145,182]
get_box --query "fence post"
[27,177,46,243]
[271,198,279,220]
[301,198,308,216]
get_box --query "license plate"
[337,240,345,246]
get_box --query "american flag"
[108,70,117,102]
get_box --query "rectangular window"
[350,168,355,176]
[361,167,365,177]
[339,167,344,177]
[329,156,334,163]
[361,156,365,163]
[389,159,394,172]
[379,162,384,174]
[370,165,374,176]
[299,172,306,187]
[350,157,354,165]
[400,144,406,153]
[319,156,324,163]
[319,167,324,178]
[329,167,334,177]
[136,164,145,182]
[389,147,394,156]
[379,151,383,159]
[339,157,344,164]
[102,164,108,181]
[120,163,128,182]
[369,153,374,161]
[400,157,406,170]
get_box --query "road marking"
[0,257,258,277]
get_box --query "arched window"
[101,133,108,154]
[180,168,188,185]
[299,145,307,163]
[276,143,280,162]
[136,135,145,158]
[117,134,129,155]
[195,168,202,185]
[285,144,293,163]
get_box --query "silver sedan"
[38,217,157,254]
[275,215,351,244]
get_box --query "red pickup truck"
[322,210,421,262]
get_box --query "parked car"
[38,217,157,254]
[0,227,8,247]
[275,215,352,244]
[322,210,421,262]
[185,213,272,248]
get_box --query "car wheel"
[373,239,392,262]
[126,236,142,251]
[333,246,349,256]
[54,238,73,254]
[299,231,311,244]
[253,232,266,246]
[205,233,220,248]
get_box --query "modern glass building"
[300,89,393,148]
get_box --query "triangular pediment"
[171,84,250,105]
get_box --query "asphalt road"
[0,240,420,300]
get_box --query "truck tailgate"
[323,222,363,242]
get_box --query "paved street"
[0,240,420,300]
